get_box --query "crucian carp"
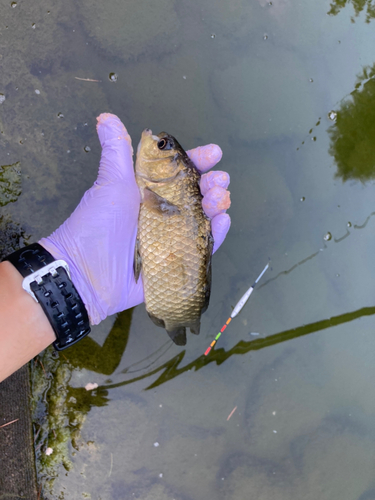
[134,129,213,346]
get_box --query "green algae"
[0,214,29,259]
[0,162,21,207]
[31,309,133,496]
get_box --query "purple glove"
[40,114,231,325]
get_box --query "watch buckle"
[22,260,71,302]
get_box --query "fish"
[134,129,213,346]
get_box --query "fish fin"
[147,311,165,328]
[165,325,187,346]
[143,187,180,216]
[188,318,201,336]
[201,232,214,314]
[134,237,142,283]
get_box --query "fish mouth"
[137,128,160,155]
[142,128,159,141]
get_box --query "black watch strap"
[3,243,91,351]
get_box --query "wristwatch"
[3,243,91,350]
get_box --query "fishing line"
[204,263,270,356]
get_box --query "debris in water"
[85,382,98,391]
[323,232,332,241]
[210,34,216,38]
[84,146,91,153]
[328,110,337,121]
[75,77,101,82]
[227,406,237,421]
[109,73,118,82]
[45,447,53,455]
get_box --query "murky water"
[2,0,375,498]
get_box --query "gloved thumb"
[96,113,137,186]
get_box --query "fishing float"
[204,263,270,356]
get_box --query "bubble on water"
[154,442,159,447]
[300,196,305,202]
[0,94,5,104]
[328,110,337,121]
[323,232,332,241]
[35,89,40,95]
[109,73,118,82]
[263,34,268,40]
[11,1,17,7]
[84,146,91,153]
[32,23,36,29]
[309,78,314,82]
[57,112,64,118]
[311,136,316,141]
[182,75,187,80]
[347,221,352,227]
[159,473,163,478]
[210,34,216,38]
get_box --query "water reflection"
[327,0,375,22]
[329,65,375,181]
[104,304,375,391]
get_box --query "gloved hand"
[40,114,231,325]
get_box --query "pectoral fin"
[134,237,142,283]
[143,187,180,216]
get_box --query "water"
[2,0,375,498]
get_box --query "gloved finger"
[96,113,136,185]
[212,213,231,253]
[200,171,230,196]
[202,186,231,219]
[187,144,223,173]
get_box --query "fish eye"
[157,138,172,150]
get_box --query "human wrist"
[0,261,56,382]
[39,237,103,325]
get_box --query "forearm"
[0,261,56,383]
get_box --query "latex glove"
[40,114,231,325]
